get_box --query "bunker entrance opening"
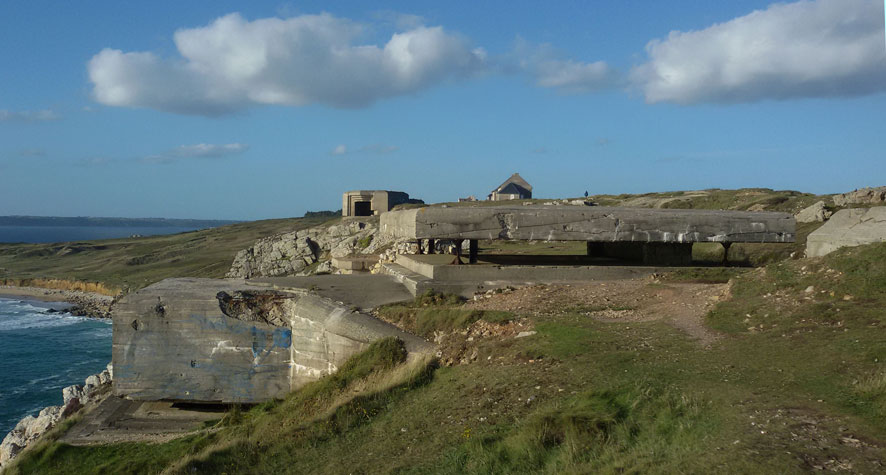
[353,201,372,217]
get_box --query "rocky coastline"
[0,364,113,469]
[0,285,115,318]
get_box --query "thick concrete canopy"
[381,206,795,243]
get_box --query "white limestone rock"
[85,374,101,389]
[832,186,886,207]
[227,219,380,278]
[98,369,112,385]
[806,207,886,257]
[62,384,85,405]
[0,427,26,468]
[795,201,832,223]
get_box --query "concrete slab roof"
[380,205,795,243]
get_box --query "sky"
[0,0,884,220]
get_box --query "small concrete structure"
[342,190,411,217]
[489,173,532,201]
[331,255,378,273]
[381,205,795,265]
[806,207,886,257]
[112,277,430,403]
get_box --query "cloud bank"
[88,13,486,115]
[512,41,617,94]
[631,0,886,104]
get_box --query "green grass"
[0,216,333,291]
[8,192,886,473]
[14,240,886,472]
[8,338,437,475]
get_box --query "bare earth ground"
[465,277,729,347]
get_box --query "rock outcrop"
[832,187,886,207]
[795,201,833,223]
[806,207,886,257]
[0,364,113,468]
[227,219,390,278]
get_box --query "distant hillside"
[0,216,333,291]
[0,216,240,228]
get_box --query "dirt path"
[466,277,729,347]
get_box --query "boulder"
[0,428,26,468]
[98,369,112,385]
[62,384,85,405]
[833,186,886,207]
[806,207,886,257]
[85,374,101,389]
[795,201,832,223]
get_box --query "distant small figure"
[584,191,589,198]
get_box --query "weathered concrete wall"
[806,207,886,257]
[381,206,795,243]
[342,190,411,217]
[113,278,431,403]
[393,255,664,282]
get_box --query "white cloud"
[144,143,249,163]
[331,144,348,155]
[514,41,617,93]
[631,0,886,104]
[0,109,61,122]
[88,13,486,115]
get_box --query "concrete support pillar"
[428,238,435,255]
[469,239,479,264]
[721,242,732,267]
[453,239,464,265]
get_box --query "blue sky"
[1,0,884,220]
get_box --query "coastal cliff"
[0,365,113,468]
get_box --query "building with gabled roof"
[488,173,532,201]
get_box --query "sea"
[0,297,112,437]
[0,225,202,244]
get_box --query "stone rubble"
[227,218,390,278]
[832,186,886,207]
[0,363,113,468]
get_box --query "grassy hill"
[7,242,886,473]
[0,216,333,292]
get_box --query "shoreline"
[0,286,115,318]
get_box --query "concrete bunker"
[342,190,415,217]
[381,205,796,267]
[112,278,431,403]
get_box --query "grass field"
[0,216,333,292]
[8,242,886,473]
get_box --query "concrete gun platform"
[112,277,431,403]
[381,205,795,243]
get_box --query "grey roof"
[497,183,530,196]
[493,173,532,193]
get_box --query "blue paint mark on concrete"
[274,328,292,349]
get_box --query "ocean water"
[0,225,202,244]
[0,297,111,437]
